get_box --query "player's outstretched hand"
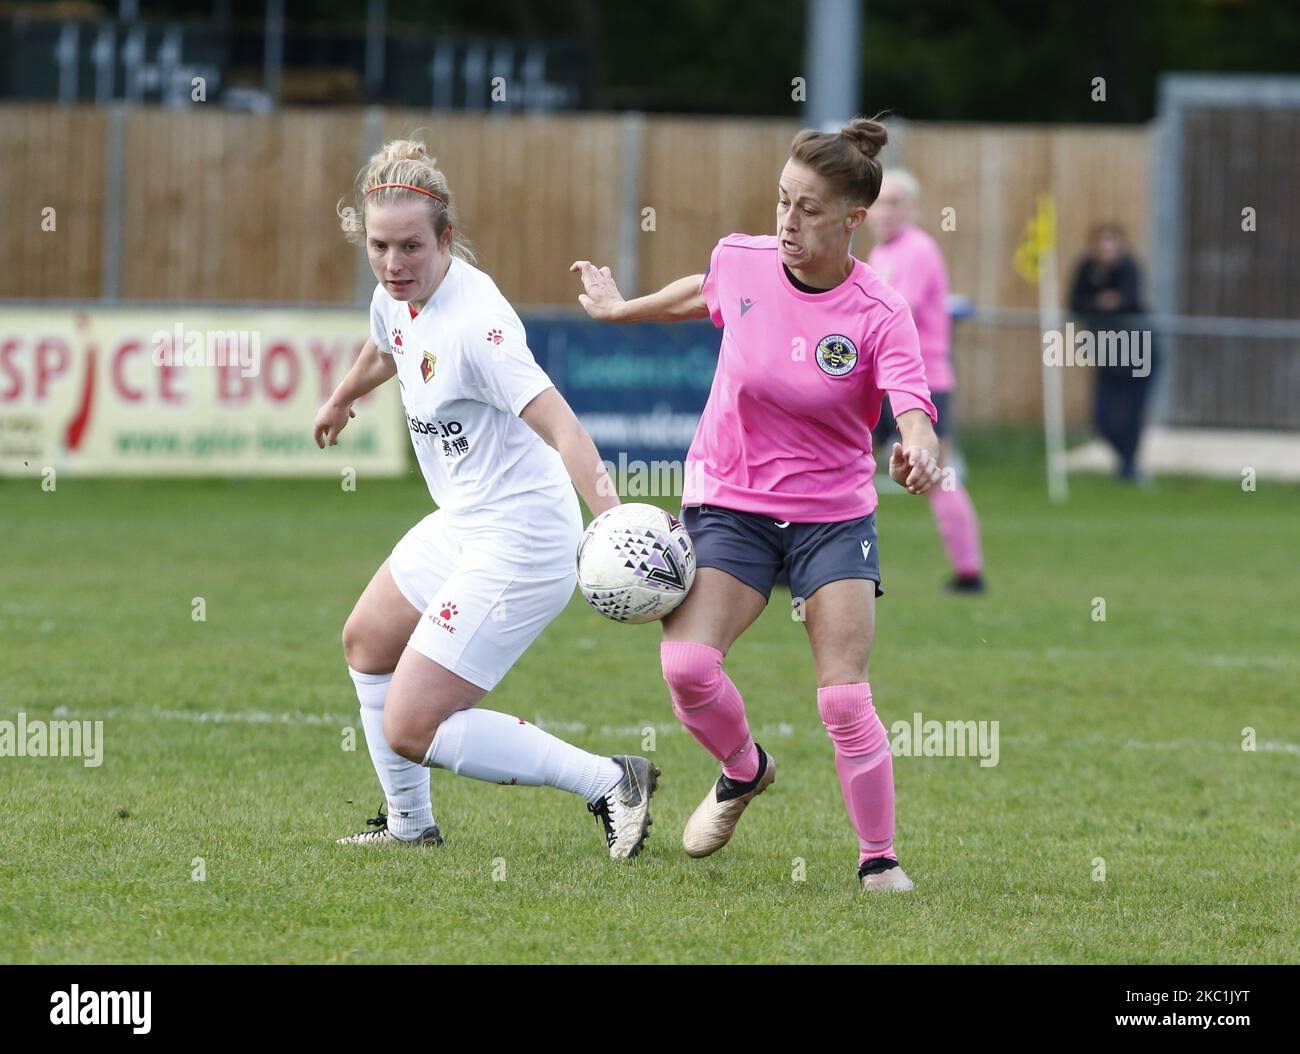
[314,400,356,448]
[570,260,626,321]
[889,441,943,494]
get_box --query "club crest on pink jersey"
[816,334,858,376]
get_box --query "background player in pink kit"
[572,117,943,892]
[868,169,986,593]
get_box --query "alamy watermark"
[50,986,150,1034]
[150,323,260,377]
[0,712,103,767]
[890,712,999,767]
[595,453,705,498]
[1042,323,1151,378]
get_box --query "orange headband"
[365,183,447,206]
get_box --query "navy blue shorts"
[681,504,883,602]
[873,390,952,446]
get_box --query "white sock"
[349,666,436,841]
[423,708,623,803]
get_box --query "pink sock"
[661,641,759,782]
[928,482,983,577]
[817,683,897,862]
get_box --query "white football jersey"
[369,259,579,565]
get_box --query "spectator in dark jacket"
[1070,223,1156,480]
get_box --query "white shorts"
[388,510,578,691]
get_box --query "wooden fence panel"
[0,105,106,299]
[118,108,363,303]
[375,111,625,306]
[0,104,1156,426]
[638,116,798,294]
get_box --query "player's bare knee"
[341,615,362,663]
[384,711,435,764]
[817,667,869,689]
[342,617,385,674]
[388,732,429,765]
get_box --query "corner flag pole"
[1017,194,1068,503]
[1039,200,1068,503]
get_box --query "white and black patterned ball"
[576,503,697,624]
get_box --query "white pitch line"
[36,706,1300,755]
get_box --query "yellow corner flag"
[1014,194,1057,284]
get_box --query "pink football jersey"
[867,224,954,393]
[686,233,936,522]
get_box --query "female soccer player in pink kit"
[868,169,985,592]
[572,117,942,891]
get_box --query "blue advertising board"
[520,315,720,465]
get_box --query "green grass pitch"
[2,432,1296,963]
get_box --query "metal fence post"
[101,104,126,301]
[617,111,645,298]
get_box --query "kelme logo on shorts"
[428,601,459,635]
[816,334,858,376]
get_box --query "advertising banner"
[524,317,719,464]
[0,307,406,477]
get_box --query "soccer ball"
[576,503,697,624]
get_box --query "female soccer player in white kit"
[314,138,658,858]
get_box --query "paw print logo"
[486,328,503,345]
[439,602,459,621]
[391,327,404,349]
